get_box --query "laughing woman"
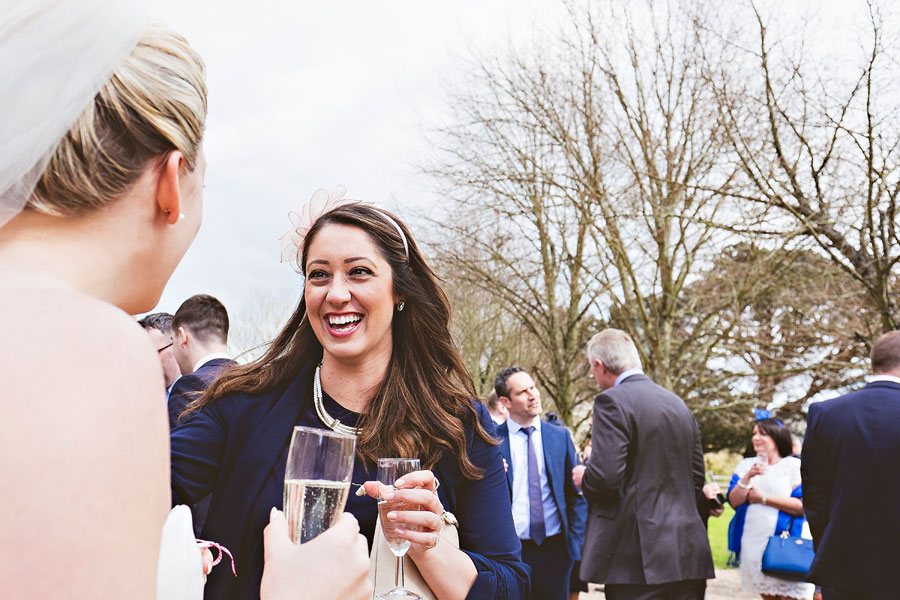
[170,191,529,600]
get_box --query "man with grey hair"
[573,328,713,600]
[137,312,181,393]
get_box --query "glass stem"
[396,554,405,589]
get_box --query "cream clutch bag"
[368,511,460,599]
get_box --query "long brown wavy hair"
[186,203,495,478]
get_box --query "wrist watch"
[761,492,768,505]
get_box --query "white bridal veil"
[0,0,144,227]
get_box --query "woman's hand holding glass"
[365,469,445,556]
[744,461,766,481]
[261,508,371,600]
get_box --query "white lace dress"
[733,456,814,600]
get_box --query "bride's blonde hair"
[28,22,207,216]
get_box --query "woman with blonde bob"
[0,2,369,599]
[171,194,529,599]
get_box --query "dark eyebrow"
[306,257,374,268]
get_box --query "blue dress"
[170,361,530,600]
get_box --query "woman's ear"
[156,151,185,225]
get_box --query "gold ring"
[424,532,439,550]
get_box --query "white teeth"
[329,314,362,326]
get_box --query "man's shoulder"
[538,420,564,447]
[541,419,571,439]
[169,372,206,395]
[195,358,232,382]
[811,382,900,421]
[604,375,684,406]
[201,357,235,369]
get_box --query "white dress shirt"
[868,374,900,385]
[506,417,562,540]
[615,367,644,387]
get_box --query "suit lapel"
[498,423,513,495]
[217,364,312,550]
[541,423,562,508]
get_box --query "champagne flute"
[755,451,768,474]
[283,425,356,544]
[377,458,422,600]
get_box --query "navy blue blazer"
[170,362,530,600]
[166,357,233,430]
[802,380,900,596]
[496,419,587,562]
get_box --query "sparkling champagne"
[378,496,421,555]
[283,478,350,544]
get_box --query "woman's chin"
[322,344,365,364]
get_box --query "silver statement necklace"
[313,362,361,436]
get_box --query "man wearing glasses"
[138,312,181,395]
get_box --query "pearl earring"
[396,301,405,312]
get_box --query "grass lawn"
[708,503,735,569]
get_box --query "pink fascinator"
[280,185,358,273]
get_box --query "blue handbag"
[761,518,814,581]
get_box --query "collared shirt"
[867,374,900,385]
[165,378,179,404]
[614,367,644,387]
[193,352,231,373]
[506,417,562,540]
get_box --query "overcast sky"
[143,1,566,342]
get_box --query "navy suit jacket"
[802,380,900,596]
[497,419,587,562]
[170,362,529,600]
[166,358,233,430]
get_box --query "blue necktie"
[522,426,546,545]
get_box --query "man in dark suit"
[802,331,900,600]
[168,294,235,535]
[494,366,587,600]
[168,294,234,430]
[573,328,713,600]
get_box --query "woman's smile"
[326,312,364,337]
[304,223,398,366]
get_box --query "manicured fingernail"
[270,507,277,520]
[395,478,405,487]
[387,511,397,520]
[384,491,395,500]
[396,528,405,534]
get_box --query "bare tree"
[709,0,900,332]
[425,0,753,429]
[679,243,879,450]
[442,271,546,397]
[227,287,299,364]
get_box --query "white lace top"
[732,456,814,599]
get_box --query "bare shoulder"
[0,284,168,598]
[1,283,163,400]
